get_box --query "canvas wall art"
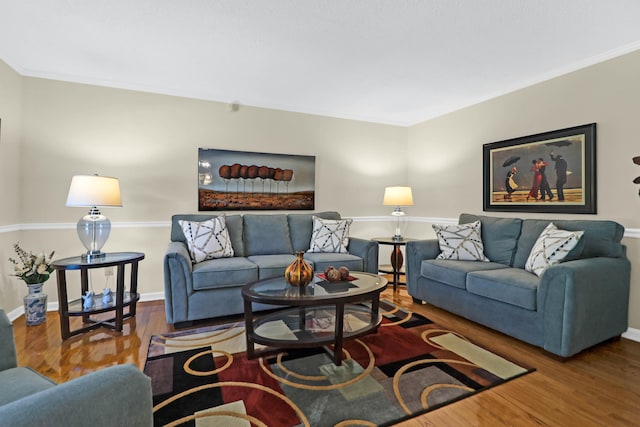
[198,148,315,211]
[483,123,596,214]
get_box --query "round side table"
[372,237,415,292]
[52,252,145,340]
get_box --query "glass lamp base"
[77,207,111,259]
[82,251,107,261]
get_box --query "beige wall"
[0,69,407,312]
[408,49,640,328]
[2,49,639,330]
[0,60,23,309]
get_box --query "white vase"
[24,283,47,326]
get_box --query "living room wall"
[2,49,639,334]
[0,60,23,309]
[0,65,407,313]
[407,49,640,330]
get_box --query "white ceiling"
[2,1,640,126]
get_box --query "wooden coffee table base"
[242,272,387,366]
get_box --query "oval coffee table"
[242,271,388,366]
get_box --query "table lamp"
[66,174,122,260]
[383,186,413,241]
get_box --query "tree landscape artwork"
[483,123,596,214]
[198,148,315,211]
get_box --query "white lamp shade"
[383,186,414,206]
[66,175,122,207]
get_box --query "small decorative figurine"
[102,288,112,306]
[82,291,94,310]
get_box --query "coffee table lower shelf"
[245,304,382,366]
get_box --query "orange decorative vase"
[285,251,314,287]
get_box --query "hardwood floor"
[11,288,640,426]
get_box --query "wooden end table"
[52,252,144,340]
[372,237,415,292]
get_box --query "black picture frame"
[483,123,596,214]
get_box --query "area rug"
[144,301,534,426]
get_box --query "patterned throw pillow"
[179,216,234,263]
[525,222,583,277]
[433,220,490,261]
[307,216,352,253]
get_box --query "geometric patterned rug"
[144,301,534,426]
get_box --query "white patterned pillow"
[433,220,490,261]
[179,216,234,263]
[525,222,583,277]
[307,216,352,253]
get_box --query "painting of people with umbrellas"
[483,123,596,213]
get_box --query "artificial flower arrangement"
[8,243,56,285]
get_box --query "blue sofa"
[0,310,153,427]
[406,213,631,358]
[164,211,379,325]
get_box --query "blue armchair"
[0,310,153,427]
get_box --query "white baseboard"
[6,292,166,322]
[7,291,640,344]
[622,327,640,342]
[6,307,25,322]
[140,292,165,302]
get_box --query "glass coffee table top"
[242,271,386,304]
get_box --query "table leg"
[115,264,125,331]
[390,244,404,292]
[80,269,90,323]
[129,261,139,316]
[333,303,345,366]
[372,294,381,333]
[56,271,71,340]
[244,299,256,359]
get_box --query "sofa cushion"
[459,213,522,266]
[421,259,508,290]
[303,252,363,274]
[243,214,293,256]
[288,211,341,252]
[192,257,258,290]
[467,268,540,310]
[308,216,352,253]
[525,223,584,277]
[0,367,56,406]
[178,216,234,263]
[171,214,244,257]
[247,254,297,279]
[513,219,592,268]
[513,219,623,268]
[433,221,489,261]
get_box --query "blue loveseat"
[0,310,153,427]
[406,213,631,358]
[163,211,379,325]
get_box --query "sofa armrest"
[347,237,379,274]
[539,256,631,357]
[0,310,17,372]
[405,240,441,297]
[163,241,194,324]
[0,364,153,427]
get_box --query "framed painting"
[198,148,315,211]
[483,123,596,214]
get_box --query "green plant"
[8,243,55,285]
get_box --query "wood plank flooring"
[11,287,640,426]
